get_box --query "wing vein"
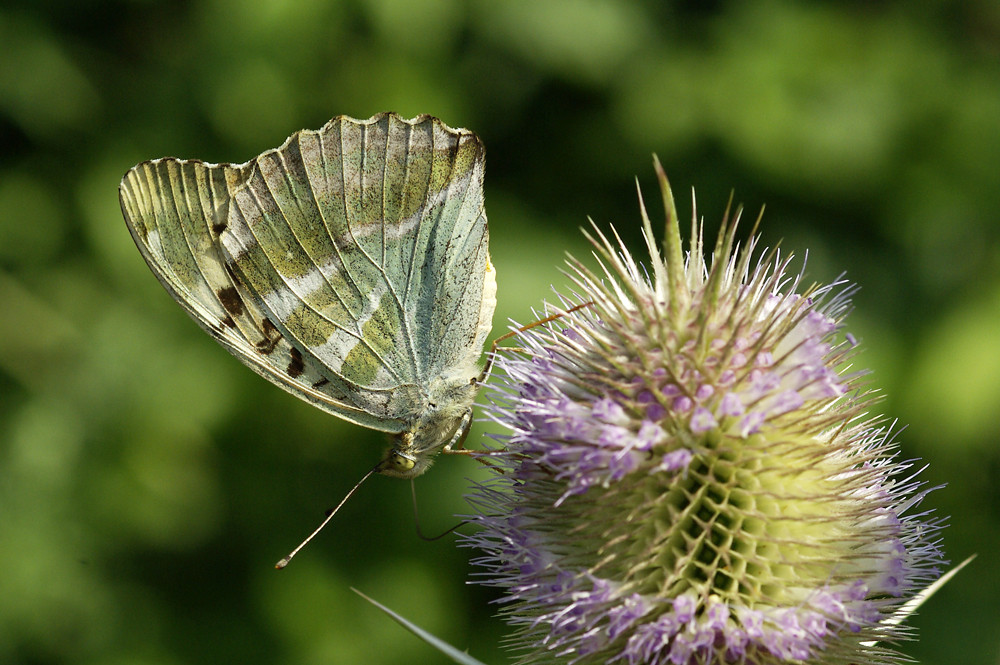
[242,176,406,385]
[275,145,354,321]
[298,135,355,318]
[165,164,226,319]
[344,122,389,280]
[339,120,377,322]
[395,122,422,378]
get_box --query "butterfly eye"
[375,451,419,478]
[390,453,416,472]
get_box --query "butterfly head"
[376,448,426,479]
[376,391,477,479]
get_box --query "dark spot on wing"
[256,318,281,355]
[218,286,243,316]
[288,347,305,378]
[256,337,280,355]
[312,377,329,388]
[256,338,280,354]
[221,315,236,328]
[210,200,229,236]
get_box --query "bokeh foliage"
[1,1,998,664]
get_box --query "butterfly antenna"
[481,300,594,379]
[411,479,470,541]
[275,464,379,569]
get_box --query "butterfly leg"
[441,407,510,457]
[442,408,474,453]
[440,407,507,469]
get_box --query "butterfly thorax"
[376,374,480,479]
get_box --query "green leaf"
[352,588,491,665]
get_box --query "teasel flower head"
[464,161,946,665]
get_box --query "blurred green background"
[1,1,998,664]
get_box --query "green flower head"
[465,162,945,665]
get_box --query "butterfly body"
[120,113,495,478]
[379,376,480,478]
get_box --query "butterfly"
[120,113,497,481]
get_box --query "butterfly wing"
[120,113,492,433]
[378,115,494,389]
[120,154,394,431]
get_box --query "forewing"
[119,155,405,432]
